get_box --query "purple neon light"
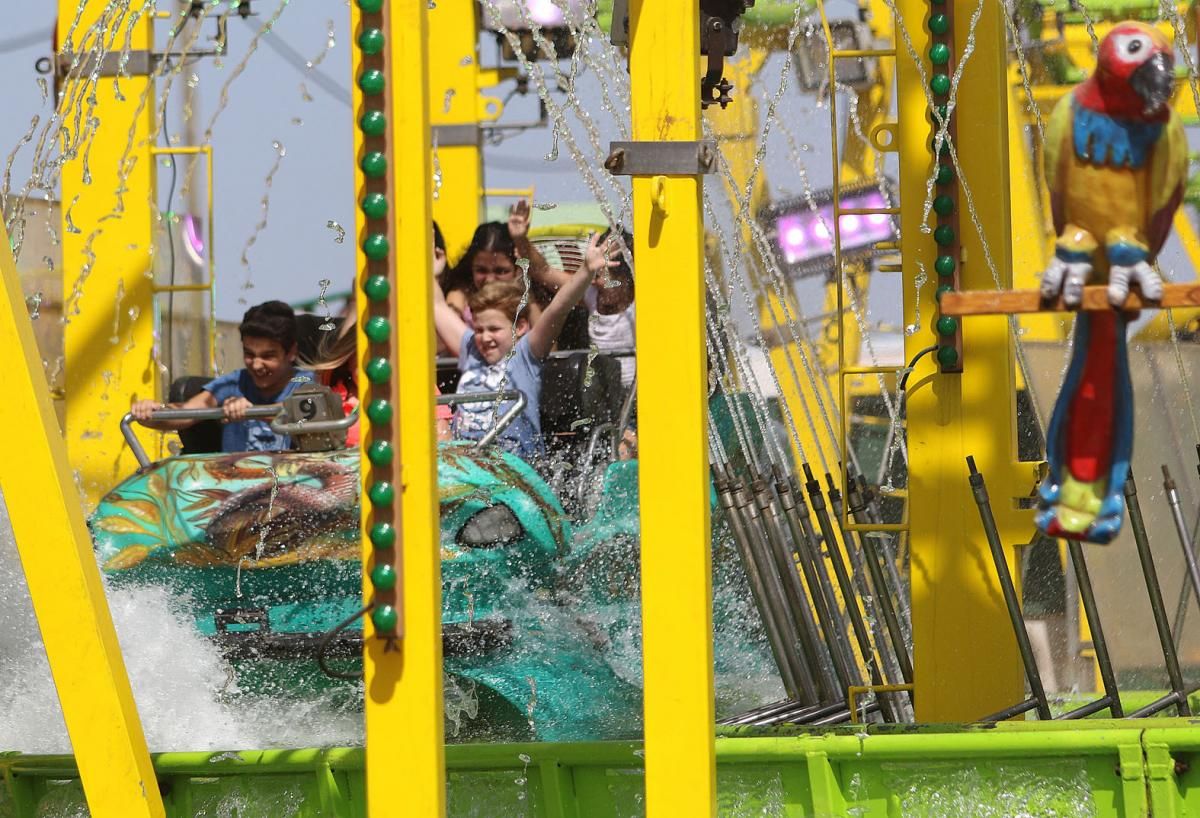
[774,190,894,266]
[490,0,585,30]
[182,214,204,257]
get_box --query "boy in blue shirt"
[432,231,614,457]
[131,300,312,452]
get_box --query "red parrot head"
[1090,22,1174,119]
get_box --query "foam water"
[0,496,363,753]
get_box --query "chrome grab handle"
[121,406,282,468]
[269,407,359,436]
[122,389,527,468]
[436,390,527,449]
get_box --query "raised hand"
[583,231,621,278]
[508,198,532,241]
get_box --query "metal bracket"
[55,50,163,78]
[432,124,480,147]
[609,0,630,46]
[604,140,717,176]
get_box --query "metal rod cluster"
[970,456,1200,722]
[715,462,913,725]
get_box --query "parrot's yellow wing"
[1147,110,1188,257]
[1042,93,1074,236]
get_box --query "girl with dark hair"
[438,200,558,328]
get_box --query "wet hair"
[433,220,446,253]
[468,280,527,324]
[239,300,297,350]
[439,221,516,296]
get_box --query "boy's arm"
[527,232,615,359]
[131,389,217,430]
[432,269,469,356]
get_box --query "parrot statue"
[1036,21,1187,543]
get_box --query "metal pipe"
[730,475,821,705]
[440,390,527,449]
[715,475,805,701]
[1125,473,1190,715]
[979,698,1042,723]
[825,474,909,719]
[772,466,859,695]
[1065,540,1123,717]
[856,472,911,645]
[801,463,895,721]
[121,407,281,468]
[1128,691,1186,719]
[844,473,913,687]
[966,457,1052,720]
[1164,464,1200,647]
[269,407,359,436]
[1058,697,1115,721]
[750,475,839,701]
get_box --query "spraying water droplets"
[326,220,346,244]
[25,292,43,321]
[316,279,336,331]
[64,196,82,234]
[305,20,337,70]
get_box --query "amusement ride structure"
[5,0,1200,816]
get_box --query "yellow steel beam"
[428,0,504,257]
[895,0,1027,720]
[354,0,445,815]
[0,228,162,814]
[628,1,715,814]
[60,0,159,506]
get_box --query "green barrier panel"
[4,720,1199,817]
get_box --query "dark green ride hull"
[89,444,696,742]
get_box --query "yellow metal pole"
[353,0,445,815]
[895,0,1027,719]
[628,1,715,814]
[0,231,163,814]
[59,0,159,506]
[428,0,486,255]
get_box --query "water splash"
[64,195,83,234]
[305,19,336,70]
[25,291,43,321]
[316,278,336,331]
[238,140,287,294]
[326,219,346,244]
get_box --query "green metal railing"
[4,720,1200,816]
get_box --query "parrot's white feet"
[1041,257,1092,307]
[1107,260,1163,306]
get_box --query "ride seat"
[539,352,624,443]
[169,376,223,455]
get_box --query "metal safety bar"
[436,389,528,449]
[435,347,636,368]
[122,390,526,468]
[122,406,279,468]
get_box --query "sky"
[0,1,848,324]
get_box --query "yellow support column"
[0,230,163,815]
[628,1,715,815]
[428,0,486,254]
[353,0,444,815]
[895,0,1026,719]
[60,0,159,506]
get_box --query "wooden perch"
[939,283,1200,317]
